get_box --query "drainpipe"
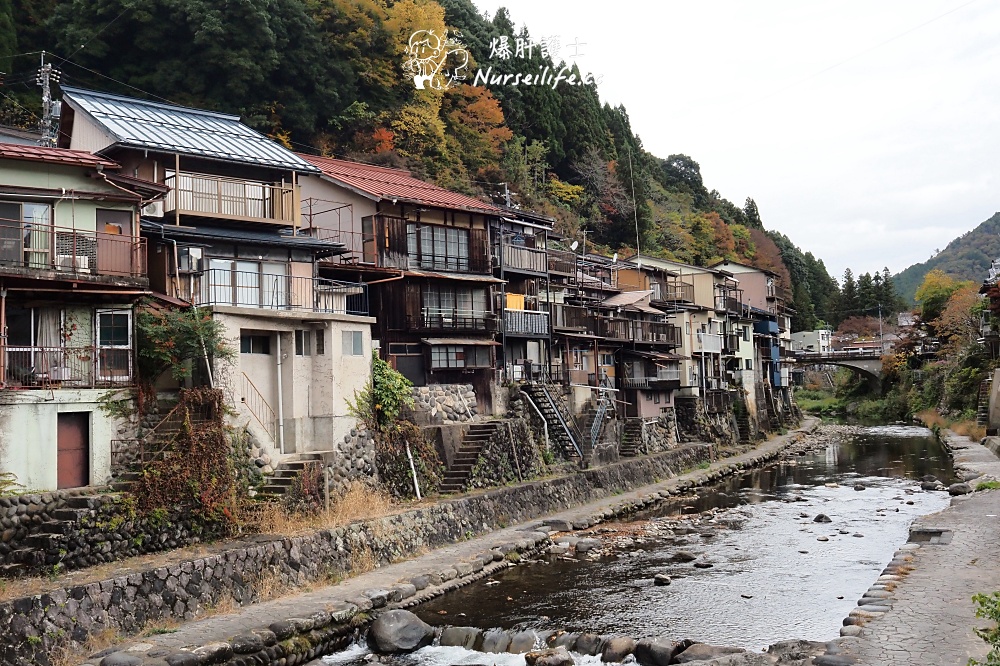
[276,333,286,455]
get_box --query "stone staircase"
[520,384,581,460]
[978,379,992,427]
[735,410,753,443]
[439,422,504,494]
[620,419,643,457]
[2,496,101,576]
[257,453,325,499]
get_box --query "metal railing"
[723,333,741,354]
[622,367,681,389]
[241,372,276,442]
[501,244,548,273]
[408,307,497,332]
[195,268,368,315]
[634,321,682,345]
[694,332,723,354]
[0,220,146,278]
[715,296,741,313]
[4,345,132,388]
[165,172,295,224]
[504,309,549,335]
[551,304,594,331]
[656,281,695,302]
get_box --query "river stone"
[480,630,512,653]
[164,652,201,666]
[525,647,575,666]
[575,633,605,655]
[545,519,574,532]
[767,639,826,660]
[440,626,482,649]
[634,637,687,666]
[549,632,579,650]
[508,630,538,653]
[813,514,832,523]
[949,483,973,496]
[193,642,234,663]
[922,475,938,482]
[693,561,714,568]
[920,481,942,491]
[601,637,637,662]
[672,551,697,562]
[674,643,745,663]
[367,610,434,653]
[231,633,265,654]
[653,573,671,586]
[575,538,602,553]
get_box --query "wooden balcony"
[504,309,549,336]
[715,295,741,314]
[501,243,547,274]
[165,172,296,224]
[547,249,577,275]
[723,333,741,354]
[653,281,695,303]
[634,321,682,346]
[552,303,595,331]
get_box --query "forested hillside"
[1,0,843,331]
[894,212,1000,304]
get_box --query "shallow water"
[326,425,955,661]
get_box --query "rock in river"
[526,647,575,666]
[440,626,482,649]
[949,482,973,496]
[575,538,603,553]
[813,514,832,523]
[674,643,746,663]
[602,637,637,662]
[653,573,672,586]
[672,550,697,562]
[367,610,434,653]
[634,638,690,666]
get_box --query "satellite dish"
[612,252,618,263]
[570,240,579,251]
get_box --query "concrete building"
[791,329,833,354]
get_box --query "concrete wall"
[0,389,123,490]
[212,308,374,459]
[990,369,1000,435]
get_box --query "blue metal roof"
[61,86,319,173]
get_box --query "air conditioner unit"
[54,255,90,271]
[142,200,165,218]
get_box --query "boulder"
[100,654,143,666]
[920,481,942,491]
[575,538,603,553]
[508,630,538,653]
[674,643,745,663]
[601,637,637,662]
[440,626,482,649]
[549,632,579,651]
[366,610,434,653]
[813,514,832,523]
[949,483,973,496]
[653,573,671,586]
[672,551,697,562]
[525,647,575,666]
[853,484,866,491]
[575,633,605,655]
[480,629,511,653]
[634,637,686,666]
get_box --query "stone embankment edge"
[66,419,818,666]
[813,429,1000,666]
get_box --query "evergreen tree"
[743,197,763,229]
[0,0,15,67]
[839,268,859,323]
[857,272,876,315]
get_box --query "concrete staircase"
[735,411,753,443]
[439,422,503,494]
[521,384,581,460]
[257,453,325,499]
[978,379,992,427]
[620,419,643,458]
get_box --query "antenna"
[36,52,61,148]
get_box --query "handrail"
[520,389,549,450]
[240,371,276,441]
[591,375,614,448]
[540,383,583,459]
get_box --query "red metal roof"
[0,142,119,169]
[300,154,503,215]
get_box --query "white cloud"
[471,0,1000,279]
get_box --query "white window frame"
[96,308,132,382]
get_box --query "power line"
[0,51,47,64]
[56,55,180,105]
[0,88,39,122]
[56,5,135,66]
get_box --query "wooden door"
[57,412,90,489]
[96,209,132,276]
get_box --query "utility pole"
[878,303,884,354]
[36,53,61,148]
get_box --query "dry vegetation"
[246,481,394,534]
[915,409,986,441]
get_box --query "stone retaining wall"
[0,489,97,569]
[326,426,378,494]
[411,384,478,424]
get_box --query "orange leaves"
[372,127,395,152]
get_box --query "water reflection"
[412,426,955,651]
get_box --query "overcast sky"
[471,0,1000,281]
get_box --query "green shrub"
[971,591,1000,665]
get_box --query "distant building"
[791,329,832,354]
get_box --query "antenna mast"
[36,53,62,147]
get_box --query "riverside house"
[57,87,375,462]
[0,142,161,490]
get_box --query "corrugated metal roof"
[0,141,120,169]
[301,154,504,215]
[140,220,346,257]
[601,290,653,307]
[61,87,319,173]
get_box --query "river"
[324,424,955,663]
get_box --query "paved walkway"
[105,421,819,658]
[841,432,1000,666]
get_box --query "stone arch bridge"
[786,350,883,382]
